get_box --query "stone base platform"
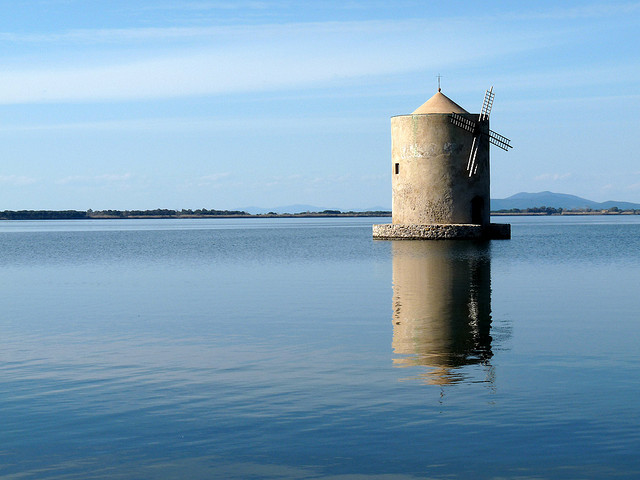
[372,223,511,240]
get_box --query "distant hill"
[491,191,640,211]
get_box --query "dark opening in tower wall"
[471,196,484,225]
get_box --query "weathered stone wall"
[391,114,490,226]
[372,223,510,240]
[373,223,482,239]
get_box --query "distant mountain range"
[491,191,640,211]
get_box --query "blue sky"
[0,0,638,210]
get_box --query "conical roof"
[412,90,468,114]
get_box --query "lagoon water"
[1,216,639,479]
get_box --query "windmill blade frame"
[450,112,485,176]
[480,86,494,121]
[450,112,476,134]
[488,130,512,151]
[467,136,480,176]
[448,87,512,177]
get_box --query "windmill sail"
[480,86,494,121]
[467,136,480,173]
[450,112,476,134]
[488,130,512,151]
[449,86,512,177]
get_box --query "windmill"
[449,87,512,177]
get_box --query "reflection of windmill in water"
[391,240,507,385]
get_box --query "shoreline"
[492,211,639,216]
[0,210,639,220]
[0,211,391,220]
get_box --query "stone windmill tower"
[373,86,512,240]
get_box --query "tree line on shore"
[2,206,637,220]
[0,209,392,220]
[0,209,249,220]
[493,206,639,214]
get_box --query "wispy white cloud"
[360,173,386,182]
[534,173,572,181]
[0,175,39,186]
[311,174,351,184]
[179,172,237,189]
[494,64,640,98]
[503,1,640,20]
[0,49,406,103]
[199,172,231,182]
[56,173,133,185]
[195,172,232,187]
[262,174,305,188]
[0,16,566,104]
[248,173,356,190]
[0,115,382,133]
[147,1,276,10]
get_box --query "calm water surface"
[0,216,639,479]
